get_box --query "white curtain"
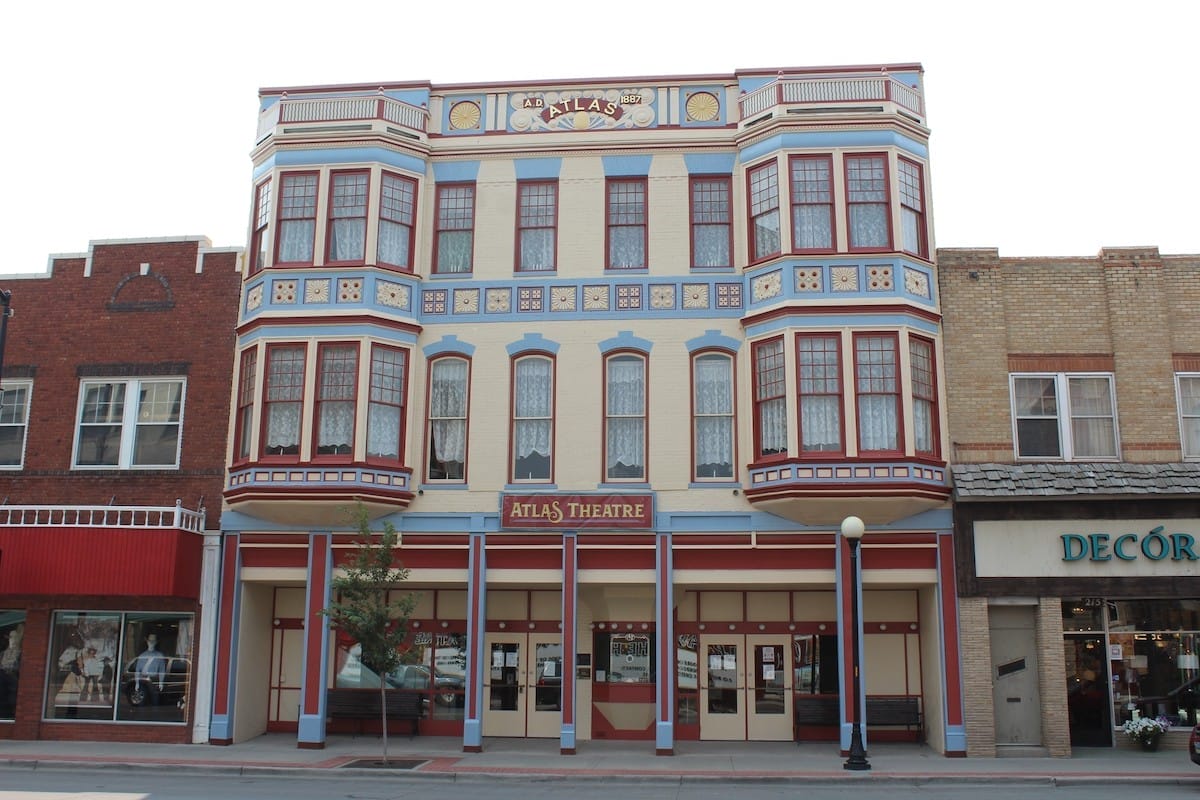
[514,358,552,460]
[913,398,933,453]
[758,397,787,455]
[175,618,192,658]
[693,225,729,267]
[328,219,365,262]
[753,211,780,259]
[800,396,840,451]
[858,396,897,451]
[606,358,645,477]
[367,404,400,459]
[793,206,832,249]
[1069,377,1116,457]
[608,227,644,268]
[520,229,554,270]
[429,360,468,465]
[437,230,472,273]
[694,355,733,474]
[277,219,314,262]
[265,403,301,450]
[378,219,411,267]
[849,205,888,248]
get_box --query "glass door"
[699,635,744,739]
[1066,635,1112,746]
[527,634,562,738]
[747,635,791,740]
[483,634,524,737]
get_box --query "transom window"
[1012,373,1118,460]
[605,353,646,480]
[379,173,416,269]
[435,184,475,274]
[693,352,734,479]
[315,343,358,457]
[512,355,554,482]
[517,182,557,272]
[607,178,647,269]
[277,172,318,264]
[845,154,890,250]
[790,156,834,251]
[74,378,185,469]
[367,345,407,463]
[753,338,787,459]
[797,335,842,454]
[0,380,32,468]
[690,177,732,268]
[262,345,305,458]
[748,161,781,261]
[1179,374,1200,460]
[427,357,469,481]
[854,333,901,453]
[327,171,369,263]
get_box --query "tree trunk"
[379,682,389,764]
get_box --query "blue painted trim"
[463,530,487,750]
[239,324,420,345]
[602,155,652,176]
[685,329,741,354]
[687,482,742,490]
[273,147,427,175]
[514,158,562,180]
[506,332,561,356]
[740,131,929,164]
[297,533,332,746]
[655,532,674,752]
[683,153,736,175]
[422,334,476,358]
[418,483,470,491]
[596,482,651,490]
[432,161,481,182]
[598,331,653,355]
[504,483,558,491]
[744,313,940,338]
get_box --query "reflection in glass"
[707,644,738,714]
[534,641,563,711]
[0,612,25,720]
[490,643,520,711]
[754,644,785,715]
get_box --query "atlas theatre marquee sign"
[501,493,654,530]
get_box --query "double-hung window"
[427,357,469,481]
[790,156,834,251]
[690,177,731,268]
[605,354,646,480]
[327,171,368,263]
[748,161,780,261]
[854,333,901,454]
[233,350,257,462]
[517,181,557,271]
[0,380,31,468]
[898,158,928,258]
[435,184,475,274]
[845,154,890,250]
[797,335,842,454]
[753,338,787,459]
[262,345,305,458]
[909,336,939,456]
[1012,374,1118,459]
[607,178,647,269]
[378,172,416,269]
[249,180,271,274]
[74,378,185,469]
[693,352,734,479]
[367,345,407,463]
[314,343,358,457]
[512,355,553,482]
[277,172,318,264]
[1178,374,1200,459]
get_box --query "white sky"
[3,1,1197,277]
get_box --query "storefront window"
[332,630,467,721]
[0,612,25,720]
[594,632,654,684]
[44,611,192,724]
[676,634,698,725]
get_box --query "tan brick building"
[939,246,1200,755]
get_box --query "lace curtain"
[520,229,554,270]
[429,359,468,465]
[758,397,787,455]
[367,404,401,459]
[793,206,832,249]
[514,358,552,461]
[437,230,472,273]
[609,227,644,268]
[694,355,732,473]
[328,219,365,261]
[800,396,840,451]
[913,397,933,453]
[606,358,645,477]
[378,219,411,267]
[693,225,729,267]
[277,219,314,262]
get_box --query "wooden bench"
[866,695,922,739]
[326,688,424,738]
[794,695,922,741]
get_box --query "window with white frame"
[854,333,901,453]
[314,343,358,457]
[277,172,318,264]
[605,353,646,480]
[366,345,407,463]
[1179,374,1200,459]
[753,338,787,459]
[693,352,734,479]
[797,335,842,454]
[1012,374,1118,460]
[690,177,731,268]
[262,344,305,458]
[327,171,369,263]
[74,378,184,469]
[427,357,469,481]
[512,355,553,481]
[0,380,32,468]
[748,161,780,261]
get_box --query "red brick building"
[0,237,241,743]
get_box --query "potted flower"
[1122,716,1169,751]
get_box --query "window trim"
[691,349,736,481]
[274,171,319,266]
[688,175,733,269]
[260,343,307,462]
[0,378,33,470]
[844,153,893,253]
[603,351,648,482]
[425,355,471,483]
[325,169,370,265]
[433,182,476,275]
[853,332,903,456]
[605,177,648,270]
[510,353,555,483]
[378,170,418,271]
[752,337,788,462]
[908,334,940,458]
[232,349,257,464]
[249,179,271,275]
[788,154,836,254]
[72,377,187,470]
[747,160,781,264]
[1178,372,1200,461]
[312,341,359,462]
[515,180,558,273]
[898,157,928,259]
[796,333,845,457]
[1010,372,1119,461]
[365,344,408,466]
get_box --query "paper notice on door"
[709,654,722,670]
[492,650,504,667]
[763,649,775,663]
[723,654,736,670]
[763,664,776,680]
[505,651,519,667]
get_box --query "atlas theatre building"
[209,64,966,757]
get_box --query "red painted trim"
[844,152,894,252]
[274,171,319,267]
[601,350,649,481]
[689,348,738,482]
[237,315,423,337]
[909,333,941,459]
[688,174,733,270]
[796,332,845,456]
[507,351,557,485]
[746,159,781,264]
[311,341,360,464]
[377,171,418,270]
[486,549,562,570]
[260,343,307,461]
[939,533,964,726]
[657,534,671,725]
[303,534,330,716]
[561,536,576,726]
[853,331,904,456]
[232,348,257,463]
[897,157,929,259]
[860,548,936,570]
[751,336,787,461]
[840,537,857,725]
[515,180,558,272]
[788,154,837,254]
[433,182,476,274]
[324,169,371,266]
[673,549,835,571]
[466,536,483,720]
[241,547,309,568]
[424,354,471,484]
[212,534,240,715]
[740,303,942,329]
[579,549,656,570]
[605,176,648,269]
[363,342,410,467]
[239,533,311,545]
[742,484,950,502]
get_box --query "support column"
[937,529,967,755]
[297,532,332,749]
[654,530,674,755]
[463,528,487,752]
[191,530,222,744]
[837,534,867,754]
[209,532,241,745]
[560,531,578,754]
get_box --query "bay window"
[753,338,787,459]
[435,184,475,274]
[845,154,891,250]
[909,336,938,456]
[314,343,358,457]
[427,357,469,481]
[512,355,553,481]
[797,335,842,454]
[277,172,318,264]
[1012,373,1118,460]
[854,333,901,453]
[690,176,731,268]
[262,344,305,458]
[790,155,834,251]
[327,171,368,263]
[693,352,734,479]
[517,181,557,271]
[605,353,646,480]
[74,378,185,469]
[378,172,416,269]
[898,158,928,258]
[233,350,256,462]
[748,161,780,261]
[249,180,271,274]
[607,178,647,269]
[367,345,407,462]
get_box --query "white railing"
[0,500,205,533]
[739,74,924,120]
[257,95,429,141]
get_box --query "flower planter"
[1139,737,1161,752]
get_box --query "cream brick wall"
[1035,598,1071,758]
[957,597,996,757]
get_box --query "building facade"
[212,64,965,756]
[0,238,241,743]
[939,246,1200,756]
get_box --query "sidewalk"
[1,734,1198,785]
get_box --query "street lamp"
[841,514,870,771]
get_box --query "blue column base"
[463,718,483,750]
[656,721,673,752]
[945,724,967,752]
[209,714,232,742]
[297,713,326,746]
[840,723,869,751]
[561,724,576,752]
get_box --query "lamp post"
[841,514,870,771]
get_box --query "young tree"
[321,503,418,764]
